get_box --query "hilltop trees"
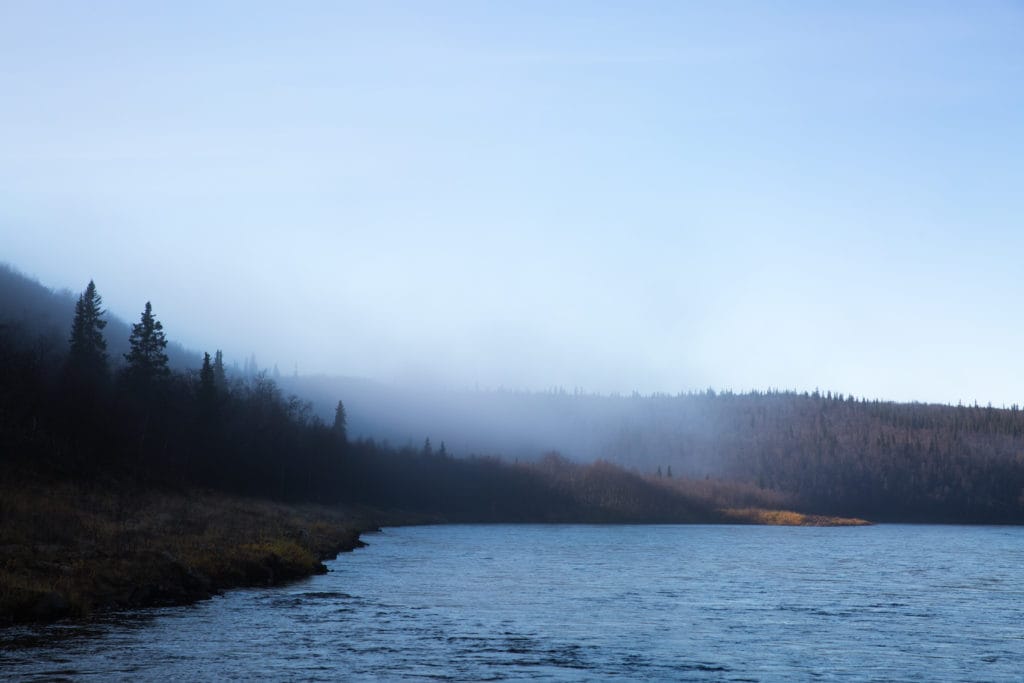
[333,399,347,443]
[212,350,227,390]
[62,281,110,438]
[198,352,218,408]
[66,280,108,385]
[123,301,169,390]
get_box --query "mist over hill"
[280,371,1023,467]
[276,375,617,461]
[4,262,1024,523]
[0,264,199,371]
[0,262,723,521]
[279,373,1024,521]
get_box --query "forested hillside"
[640,390,1024,522]
[283,367,1024,523]
[0,266,713,524]
[0,264,198,370]
[3,264,1023,524]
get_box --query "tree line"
[5,273,1024,523]
[619,390,1024,522]
[2,279,714,522]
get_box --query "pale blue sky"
[1,1,1022,404]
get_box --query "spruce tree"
[197,351,221,437]
[198,352,216,402]
[212,350,227,390]
[66,280,108,382]
[124,301,169,388]
[333,399,347,443]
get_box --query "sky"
[1,1,1023,405]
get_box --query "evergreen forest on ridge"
[3,263,1024,525]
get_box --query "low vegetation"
[720,508,870,526]
[0,479,369,624]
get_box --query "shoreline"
[1,486,870,628]
[0,482,384,627]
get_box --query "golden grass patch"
[721,507,871,526]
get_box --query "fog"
[2,3,1023,406]
[276,372,744,476]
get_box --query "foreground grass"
[721,507,871,526]
[0,480,374,625]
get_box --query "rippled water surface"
[4,524,1024,681]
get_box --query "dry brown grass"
[0,480,372,624]
[720,507,871,526]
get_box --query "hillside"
[2,265,772,526]
[0,264,199,371]
[3,261,1023,527]
[281,369,1024,524]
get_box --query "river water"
[3,524,1023,681]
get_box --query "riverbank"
[0,480,378,625]
[0,480,870,626]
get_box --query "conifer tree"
[124,301,169,388]
[196,351,221,440]
[212,350,227,390]
[199,352,216,403]
[333,399,347,443]
[66,280,108,382]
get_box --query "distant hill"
[4,261,1023,523]
[0,264,199,370]
[0,263,742,528]
[279,376,1024,523]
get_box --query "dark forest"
[3,263,1023,524]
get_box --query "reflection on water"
[4,524,1024,681]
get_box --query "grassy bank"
[721,507,872,526]
[0,481,374,625]
[0,479,872,626]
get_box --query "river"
[3,524,1023,681]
